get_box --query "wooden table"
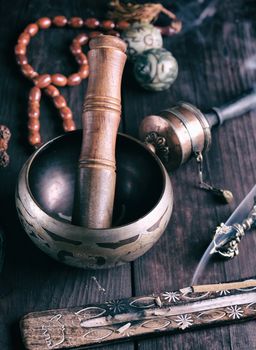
[0,0,256,349]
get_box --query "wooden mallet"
[72,35,127,228]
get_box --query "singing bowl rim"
[16,131,173,268]
[22,130,171,233]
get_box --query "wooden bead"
[89,31,103,39]
[0,139,8,152]
[29,87,41,101]
[44,85,60,97]
[101,20,115,30]
[78,64,89,79]
[24,23,39,36]
[116,21,130,30]
[84,18,100,29]
[37,17,51,29]
[51,74,67,86]
[29,100,40,109]
[16,54,28,65]
[75,33,88,45]
[53,95,67,109]
[28,106,40,119]
[21,64,38,79]
[70,43,82,55]
[67,73,81,86]
[18,32,30,45]
[63,119,76,131]
[33,74,51,88]
[53,15,67,27]
[15,44,26,55]
[28,118,40,131]
[107,30,120,37]
[28,131,41,146]
[75,53,88,65]
[60,106,72,119]
[69,17,83,28]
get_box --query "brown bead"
[33,74,51,88]
[101,20,115,30]
[51,74,67,87]
[16,54,28,65]
[84,18,100,29]
[68,17,83,28]
[18,32,30,45]
[74,33,88,45]
[24,23,39,36]
[0,139,8,152]
[116,21,130,30]
[89,31,103,39]
[28,131,41,146]
[44,84,60,97]
[75,53,88,65]
[63,119,76,131]
[67,73,81,86]
[28,118,40,131]
[53,15,67,27]
[29,87,41,101]
[70,43,82,55]
[37,17,51,29]
[21,64,38,79]
[60,106,72,119]
[28,106,40,119]
[53,95,67,109]
[15,44,26,55]
[78,64,89,79]
[107,30,120,37]
[29,100,40,109]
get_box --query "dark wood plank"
[0,1,132,350]
[0,0,256,349]
[122,0,256,349]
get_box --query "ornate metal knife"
[210,184,256,258]
[21,278,256,349]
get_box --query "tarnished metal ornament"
[121,23,163,60]
[16,131,173,269]
[0,124,11,168]
[133,48,178,91]
[210,223,244,259]
[210,194,256,259]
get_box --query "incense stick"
[21,277,256,350]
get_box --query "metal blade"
[225,184,256,226]
[209,184,256,257]
[192,185,256,284]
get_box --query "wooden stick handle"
[20,278,256,349]
[72,35,126,228]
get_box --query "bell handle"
[205,87,256,127]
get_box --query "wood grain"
[20,278,256,349]
[72,35,127,228]
[122,1,256,350]
[0,0,255,350]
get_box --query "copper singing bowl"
[16,131,173,269]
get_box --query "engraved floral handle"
[20,278,256,349]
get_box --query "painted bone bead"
[121,22,163,60]
[133,48,178,91]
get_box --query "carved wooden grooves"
[72,35,127,228]
[20,279,256,349]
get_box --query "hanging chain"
[195,151,233,204]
